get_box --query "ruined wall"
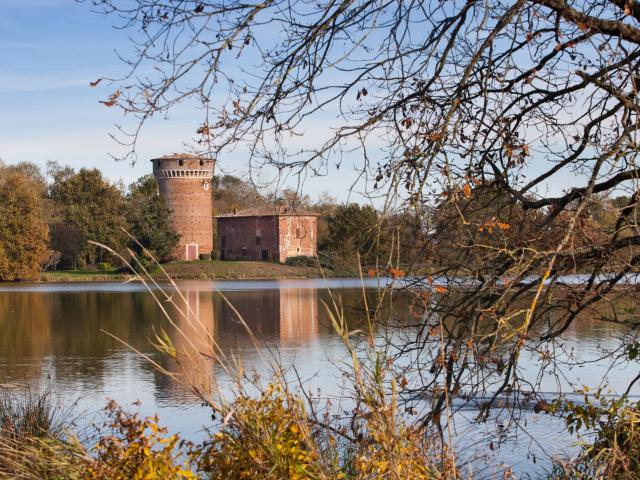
[152,156,214,260]
[217,216,280,261]
[277,215,317,262]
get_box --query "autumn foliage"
[0,165,50,281]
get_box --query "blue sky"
[0,1,602,205]
[0,0,369,201]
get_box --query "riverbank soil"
[40,260,324,282]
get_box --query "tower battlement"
[151,154,214,261]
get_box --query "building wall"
[152,157,214,260]
[277,215,317,262]
[217,216,280,261]
[217,214,318,262]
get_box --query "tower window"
[256,236,261,245]
[179,159,184,166]
[199,159,204,166]
[296,227,301,238]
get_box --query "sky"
[0,1,607,206]
[0,0,370,202]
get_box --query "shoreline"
[36,259,343,283]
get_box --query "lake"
[0,278,636,477]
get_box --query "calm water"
[0,279,636,478]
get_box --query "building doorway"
[261,249,269,261]
[186,243,199,261]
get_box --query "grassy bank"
[40,259,328,282]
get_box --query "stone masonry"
[216,206,318,262]
[152,154,214,261]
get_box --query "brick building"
[216,206,319,262]
[152,154,215,260]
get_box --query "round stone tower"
[151,154,214,261]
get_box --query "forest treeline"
[1,161,635,281]
[0,161,419,281]
[0,161,178,281]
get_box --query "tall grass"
[0,382,79,441]
[0,382,89,479]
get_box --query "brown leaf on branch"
[478,217,511,233]
[99,90,121,107]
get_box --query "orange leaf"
[389,268,405,279]
[462,183,472,199]
[367,268,377,278]
[434,286,447,294]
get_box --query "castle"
[153,154,318,262]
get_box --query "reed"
[0,382,90,479]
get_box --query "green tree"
[126,175,180,262]
[49,164,127,268]
[211,175,265,215]
[0,165,50,281]
[321,204,380,265]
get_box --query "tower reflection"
[156,285,217,402]
[155,285,320,403]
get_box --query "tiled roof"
[216,206,320,218]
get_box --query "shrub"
[199,253,212,261]
[96,262,112,271]
[551,396,640,480]
[87,400,195,480]
[285,255,317,267]
[193,384,325,480]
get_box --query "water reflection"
[0,280,635,477]
[0,283,346,396]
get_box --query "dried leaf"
[576,21,589,32]
[99,90,121,107]
[389,268,405,279]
